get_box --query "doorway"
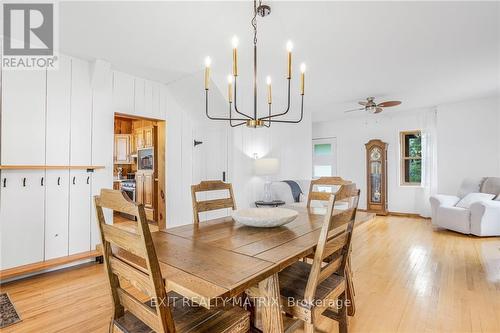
[113,113,166,230]
[312,137,338,179]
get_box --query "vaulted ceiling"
[60,1,499,121]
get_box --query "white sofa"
[430,177,500,236]
[270,180,310,206]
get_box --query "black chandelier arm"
[258,78,291,120]
[229,102,247,127]
[264,95,304,124]
[205,90,248,122]
[233,76,253,119]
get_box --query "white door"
[68,170,92,254]
[312,138,338,179]
[45,170,70,260]
[1,69,46,164]
[71,58,92,165]
[192,127,229,221]
[0,170,45,269]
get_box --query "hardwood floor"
[1,216,499,333]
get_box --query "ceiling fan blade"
[377,101,401,108]
[358,101,368,106]
[344,108,365,113]
[374,107,384,114]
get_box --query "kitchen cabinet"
[114,134,132,164]
[134,78,145,116]
[70,58,92,165]
[1,69,46,165]
[0,170,45,270]
[144,126,154,148]
[134,126,154,151]
[134,128,145,151]
[68,170,92,255]
[45,170,70,260]
[136,170,154,209]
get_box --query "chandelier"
[204,0,306,128]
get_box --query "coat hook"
[86,176,90,184]
[2,178,6,188]
[23,178,26,187]
[57,177,61,186]
[41,177,44,186]
[194,140,203,147]
[73,177,76,185]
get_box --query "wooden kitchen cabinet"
[136,170,154,210]
[144,126,154,148]
[114,134,132,164]
[133,126,154,151]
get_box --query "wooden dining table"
[118,206,372,333]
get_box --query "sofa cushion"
[456,192,495,209]
[457,177,484,198]
[480,177,500,200]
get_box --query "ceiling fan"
[344,97,402,114]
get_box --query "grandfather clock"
[365,140,388,215]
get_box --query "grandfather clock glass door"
[366,140,388,215]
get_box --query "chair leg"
[304,322,315,333]
[338,292,349,333]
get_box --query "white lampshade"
[254,158,280,176]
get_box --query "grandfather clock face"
[370,147,381,161]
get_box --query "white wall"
[165,73,313,226]
[437,96,500,194]
[312,95,500,214]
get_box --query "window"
[400,131,422,185]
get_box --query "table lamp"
[254,158,280,202]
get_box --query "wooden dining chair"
[95,189,250,333]
[307,177,352,208]
[191,180,236,224]
[278,184,360,333]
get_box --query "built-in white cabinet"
[0,170,45,270]
[68,170,92,255]
[71,58,93,165]
[1,70,46,165]
[46,55,71,165]
[113,71,135,115]
[44,170,70,260]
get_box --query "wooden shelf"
[0,250,101,281]
[0,165,105,170]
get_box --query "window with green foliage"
[400,131,422,185]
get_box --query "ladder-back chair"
[278,183,360,333]
[95,189,249,333]
[307,177,352,208]
[191,181,236,224]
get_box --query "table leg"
[258,273,284,333]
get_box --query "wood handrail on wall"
[0,165,105,170]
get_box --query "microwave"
[137,148,154,170]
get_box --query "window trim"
[400,130,422,186]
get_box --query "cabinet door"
[152,82,160,119]
[113,71,135,115]
[143,172,154,208]
[45,170,70,260]
[1,70,46,164]
[68,170,91,255]
[70,58,92,165]
[136,173,144,204]
[114,134,131,164]
[135,129,144,150]
[46,55,71,165]
[144,127,154,148]
[0,170,45,270]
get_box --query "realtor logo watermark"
[2,2,58,70]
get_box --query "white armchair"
[430,177,500,236]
